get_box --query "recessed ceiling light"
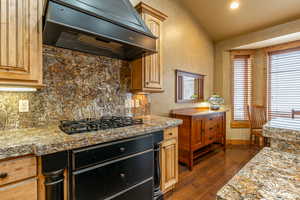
[230,1,240,9]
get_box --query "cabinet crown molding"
[135,2,168,21]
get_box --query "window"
[231,53,253,127]
[267,47,300,118]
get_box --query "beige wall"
[214,19,300,140]
[130,0,215,116]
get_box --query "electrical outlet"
[19,100,29,113]
[135,99,140,107]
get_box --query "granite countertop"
[0,115,182,160]
[263,118,300,142]
[171,107,229,116]
[216,148,300,200]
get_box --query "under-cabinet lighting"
[0,87,37,92]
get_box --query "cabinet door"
[191,118,204,149]
[0,179,37,200]
[0,0,43,86]
[161,138,178,193]
[143,14,163,90]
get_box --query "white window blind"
[232,55,252,121]
[268,48,300,118]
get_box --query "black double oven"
[41,130,163,200]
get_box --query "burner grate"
[59,116,143,135]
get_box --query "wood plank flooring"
[165,145,259,200]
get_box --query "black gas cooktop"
[59,116,143,135]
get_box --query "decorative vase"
[208,95,224,110]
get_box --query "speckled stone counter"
[0,115,182,160]
[216,148,300,200]
[263,118,300,154]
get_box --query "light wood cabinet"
[0,156,38,200]
[161,127,178,193]
[131,2,167,93]
[0,0,44,87]
[0,179,37,200]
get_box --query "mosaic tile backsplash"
[0,46,150,130]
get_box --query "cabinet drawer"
[0,178,37,200]
[72,135,153,170]
[111,179,153,200]
[164,127,178,140]
[205,116,219,129]
[74,150,153,200]
[0,156,37,186]
[205,127,217,145]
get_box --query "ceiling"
[180,0,300,42]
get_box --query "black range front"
[68,132,163,200]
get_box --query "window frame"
[265,41,300,119]
[230,50,255,128]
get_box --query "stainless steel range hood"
[43,0,157,60]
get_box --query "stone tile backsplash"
[0,46,150,130]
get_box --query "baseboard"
[226,139,250,145]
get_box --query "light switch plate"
[19,100,29,112]
[125,99,131,108]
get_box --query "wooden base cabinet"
[171,109,227,170]
[0,179,37,200]
[0,156,38,200]
[161,127,178,193]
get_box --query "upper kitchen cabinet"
[131,2,167,93]
[0,0,43,88]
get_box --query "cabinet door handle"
[0,173,8,179]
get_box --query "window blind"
[268,48,300,118]
[232,55,252,121]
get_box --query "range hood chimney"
[43,0,157,60]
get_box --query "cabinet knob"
[146,82,149,85]
[169,132,173,136]
[0,173,8,179]
[120,173,126,179]
[120,147,126,152]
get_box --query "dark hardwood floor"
[165,145,259,200]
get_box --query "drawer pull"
[168,132,173,136]
[120,147,126,152]
[209,137,213,140]
[209,118,213,120]
[209,127,213,130]
[0,173,8,179]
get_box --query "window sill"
[231,121,250,128]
